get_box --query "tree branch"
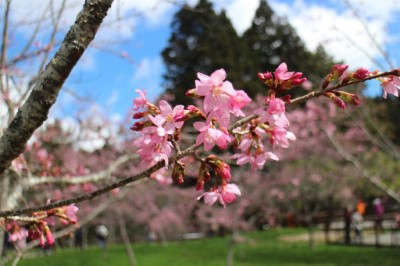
[324,128,400,203]
[290,69,400,105]
[0,0,114,176]
[23,154,136,186]
[0,145,196,217]
[0,68,398,216]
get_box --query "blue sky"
[3,0,400,122]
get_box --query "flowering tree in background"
[0,0,400,265]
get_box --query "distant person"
[373,198,385,246]
[352,210,363,244]
[74,228,83,249]
[356,199,366,217]
[95,224,109,249]
[373,198,384,230]
[344,205,353,244]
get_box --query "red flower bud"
[324,92,346,109]
[337,91,361,106]
[257,72,273,82]
[332,64,349,79]
[196,180,204,191]
[353,67,370,80]
[130,121,144,131]
[133,112,146,119]
[172,161,185,185]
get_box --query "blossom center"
[212,85,223,97]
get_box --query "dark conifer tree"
[161,0,244,106]
[242,0,336,97]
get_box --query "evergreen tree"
[242,0,336,97]
[162,0,245,106]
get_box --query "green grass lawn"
[10,229,400,266]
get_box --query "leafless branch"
[324,128,400,203]
[0,0,114,175]
[342,0,394,69]
[24,154,136,186]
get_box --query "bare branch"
[17,1,51,63]
[342,0,394,69]
[0,0,15,122]
[324,128,400,203]
[0,0,11,69]
[290,69,400,105]
[36,0,67,75]
[24,154,136,186]
[0,0,114,175]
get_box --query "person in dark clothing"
[344,205,352,244]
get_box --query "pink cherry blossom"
[197,184,241,207]
[267,98,285,115]
[229,90,251,117]
[220,184,241,205]
[274,63,295,81]
[149,100,184,136]
[208,109,231,128]
[197,190,219,206]
[194,69,236,113]
[271,127,296,148]
[133,89,148,110]
[254,106,289,128]
[193,120,231,151]
[134,126,172,167]
[60,204,79,224]
[381,75,400,98]
[8,228,29,243]
[232,151,279,171]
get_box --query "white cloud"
[213,0,259,35]
[5,0,175,42]
[212,0,400,69]
[267,0,398,69]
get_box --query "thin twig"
[342,0,394,69]
[290,69,400,105]
[24,154,136,186]
[324,128,400,203]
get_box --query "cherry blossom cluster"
[131,62,400,208]
[4,221,29,244]
[3,204,78,248]
[131,63,306,207]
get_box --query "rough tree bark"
[0,0,114,176]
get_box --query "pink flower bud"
[325,92,346,109]
[332,64,349,79]
[353,67,370,80]
[338,91,361,106]
[257,72,273,82]
[44,225,55,246]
